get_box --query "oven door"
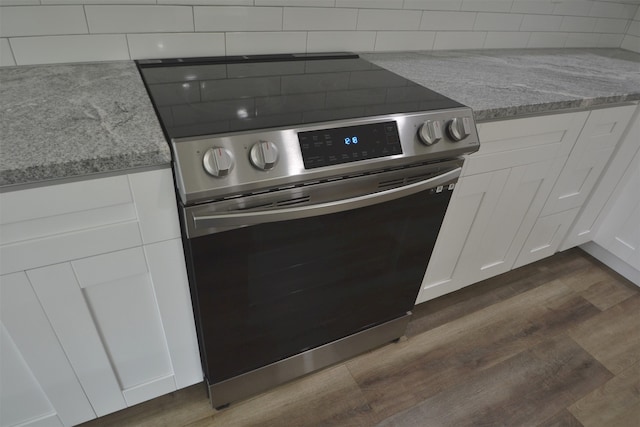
[181,162,461,398]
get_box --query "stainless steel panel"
[207,313,411,409]
[172,108,479,204]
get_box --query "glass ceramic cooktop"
[137,53,463,140]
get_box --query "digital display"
[298,121,402,169]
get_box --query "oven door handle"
[193,167,461,228]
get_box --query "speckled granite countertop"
[0,61,170,189]
[363,48,640,122]
[2,49,639,189]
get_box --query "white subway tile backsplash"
[195,6,282,31]
[460,0,512,13]
[226,31,307,55]
[128,33,225,59]
[474,12,523,31]
[565,32,600,46]
[284,7,357,30]
[520,14,563,31]
[594,17,629,33]
[589,1,630,19]
[11,34,129,65]
[483,31,530,48]
[560,16,597,32]
[159,0,252,4]
[43,0,155,4]
[307,31,375,52]
[404,0,462,11]
[0,6,87,37]
[527,31,568,47]
[552,1,594,17]
[336,0,403,8]
[374,30,435,51]
[255,0,333,5]
[433,31,487,49]
[0,38,16,66]
[597,32,624,47]
[0,0,39,5]
[621,34,640,52]
[421,11,476,31]
[86,6,193,34]
[357,9,421,30]
[510,0,555,15]
[0,0,635,67]
[627,20,640,37]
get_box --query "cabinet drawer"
[465,111,588,176]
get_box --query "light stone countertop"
[1,48,639,189]
[0,61,170,189]
[363,48,640,122]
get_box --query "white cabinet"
[1,272,94,427]
[583,145,640,284]
[0,168,201,427]
[515,104,637,267]
[561,106,640,250]
[418,103,638,304]
[417,111,589,303]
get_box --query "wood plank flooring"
[80,248,639,427]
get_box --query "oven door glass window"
[186,188,451,383]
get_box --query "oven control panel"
[172,107,479,205]
[298,121,402,169]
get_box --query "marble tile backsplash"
[0,0,638,66]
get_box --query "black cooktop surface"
[137,53,463,140]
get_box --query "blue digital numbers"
[344,136,359,145]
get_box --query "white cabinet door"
[542,105,636,216]
[0,272,95,427]
[593,150,640,272]
[418,170,508,302]
[561,105,640,250]
[26,247,179,412]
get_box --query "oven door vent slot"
[235,202,275,211]
[276,196,311,207]
[406,172,439,185]
[378,178,405,189]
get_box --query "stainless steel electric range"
[137,52,480,409]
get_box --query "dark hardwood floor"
[80,248,640,427]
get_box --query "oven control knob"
[418,120,443,145]
[250,141,278,171]
[203,147,233,177]
[448,117,472,142]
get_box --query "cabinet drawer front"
[0,175,132,225]
[0,221,142,275]
[514,208,581,269]
[466,111,589,176]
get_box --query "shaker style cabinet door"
[593,149,640,272]
[26,247,179,414]
[417,170,507,302]
[0,272,95,427]
[541,105,636,216]
[561,105,640,250]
